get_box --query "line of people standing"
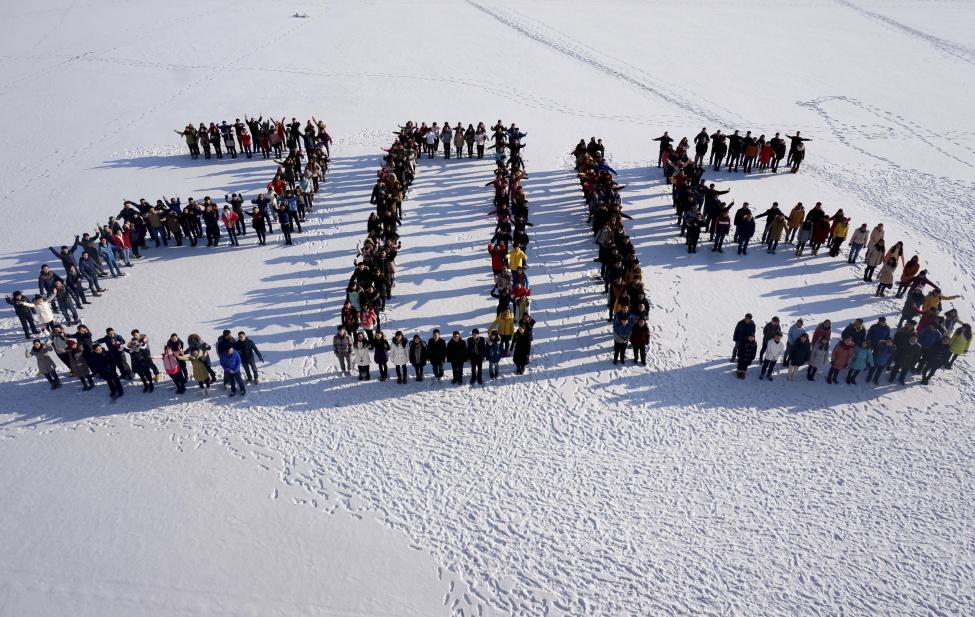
[654,128,809,178]
[731,309,969,387]
[175,116,331,161]
[24,325,266,400]
[572,139,651,367]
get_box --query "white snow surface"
[2,1,975,615]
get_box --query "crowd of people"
[23,325,266,400]
[175,116,331,161]
[572,139,651,366]
[333,121,535,385]
[653,129,810,177]
[731,305,970,386]
[9,117,333,397]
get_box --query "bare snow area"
[1,1,974,615]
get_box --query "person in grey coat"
[26,339,60,389]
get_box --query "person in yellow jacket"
[922,288,963,313]
[828,217,849,257]
[488,308,515,354]
[786,202,805,244]
[947,324,971,368]
[506,245,527,270]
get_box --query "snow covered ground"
[1,0,974,615]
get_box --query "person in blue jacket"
[612,305,636,364]
[913,321,943,374]
[866,338,894,384]
[220,345,246,396]
[866,317,891,349]
[846,340,874,384]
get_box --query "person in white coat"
[389,331,409,384]
[847,223,869,263]
[759,332,785,381]
[26,292,57,332]
[353,332,372,381]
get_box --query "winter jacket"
[850,227,869,246]
[762,321,782,341]
[408,340,427,366]
[506,248,527,270]
[787,324,806,344]
[900,262,921,285]
[389,341,408,365]
[5,296,34,320]
[732,319,756,343]
[950,332,971,355]
[878,261,897,286]
[234,338,263,363]
[354,343,371,366]
[787,206,805,228]
[736,217,756,240]
[737,340,758,364]
[841,324,867,347]
[918,327,942,350]
[809,344,830,367]
[26,343,57,373]
[893,342,922,367]
[613,312,636,343]
[866,323,891,348]
[762,338,785,362]
[512,331,532,365]
[426,337,447,364]
[219,350,242,373]
[32,295,56,324]
[830,342,855,369]
[467,336,487,359]
[864,243,885,267]
[178,355,210,382]
[872,342,894,368]
[486,339,502,363]
[69,348,91,378]
[630,322,650,347]
[848,346,874,371]
[87,350,118,379]
[446,338,468,364]
[788,340,811,366]
[922,342,951,369]
[372,339,389,364]
[332,333,352,355]
[488,312,515,336]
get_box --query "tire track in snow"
[835,0,975,68]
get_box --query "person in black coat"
[840,319,866,347]
[466,329,486,385]
[446,331,468,385]
[511,324,532,374]
[5,291,39,338]
[234,331,264,384]
[426,330,447,380]
[731,313,755,361]
[98,327,132,379]
[786,333,811,381]
[88,343,124,399]
[920,336,951,385]
[889,335,922,385]
[736,213,756,255]
[735,335,758,378]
